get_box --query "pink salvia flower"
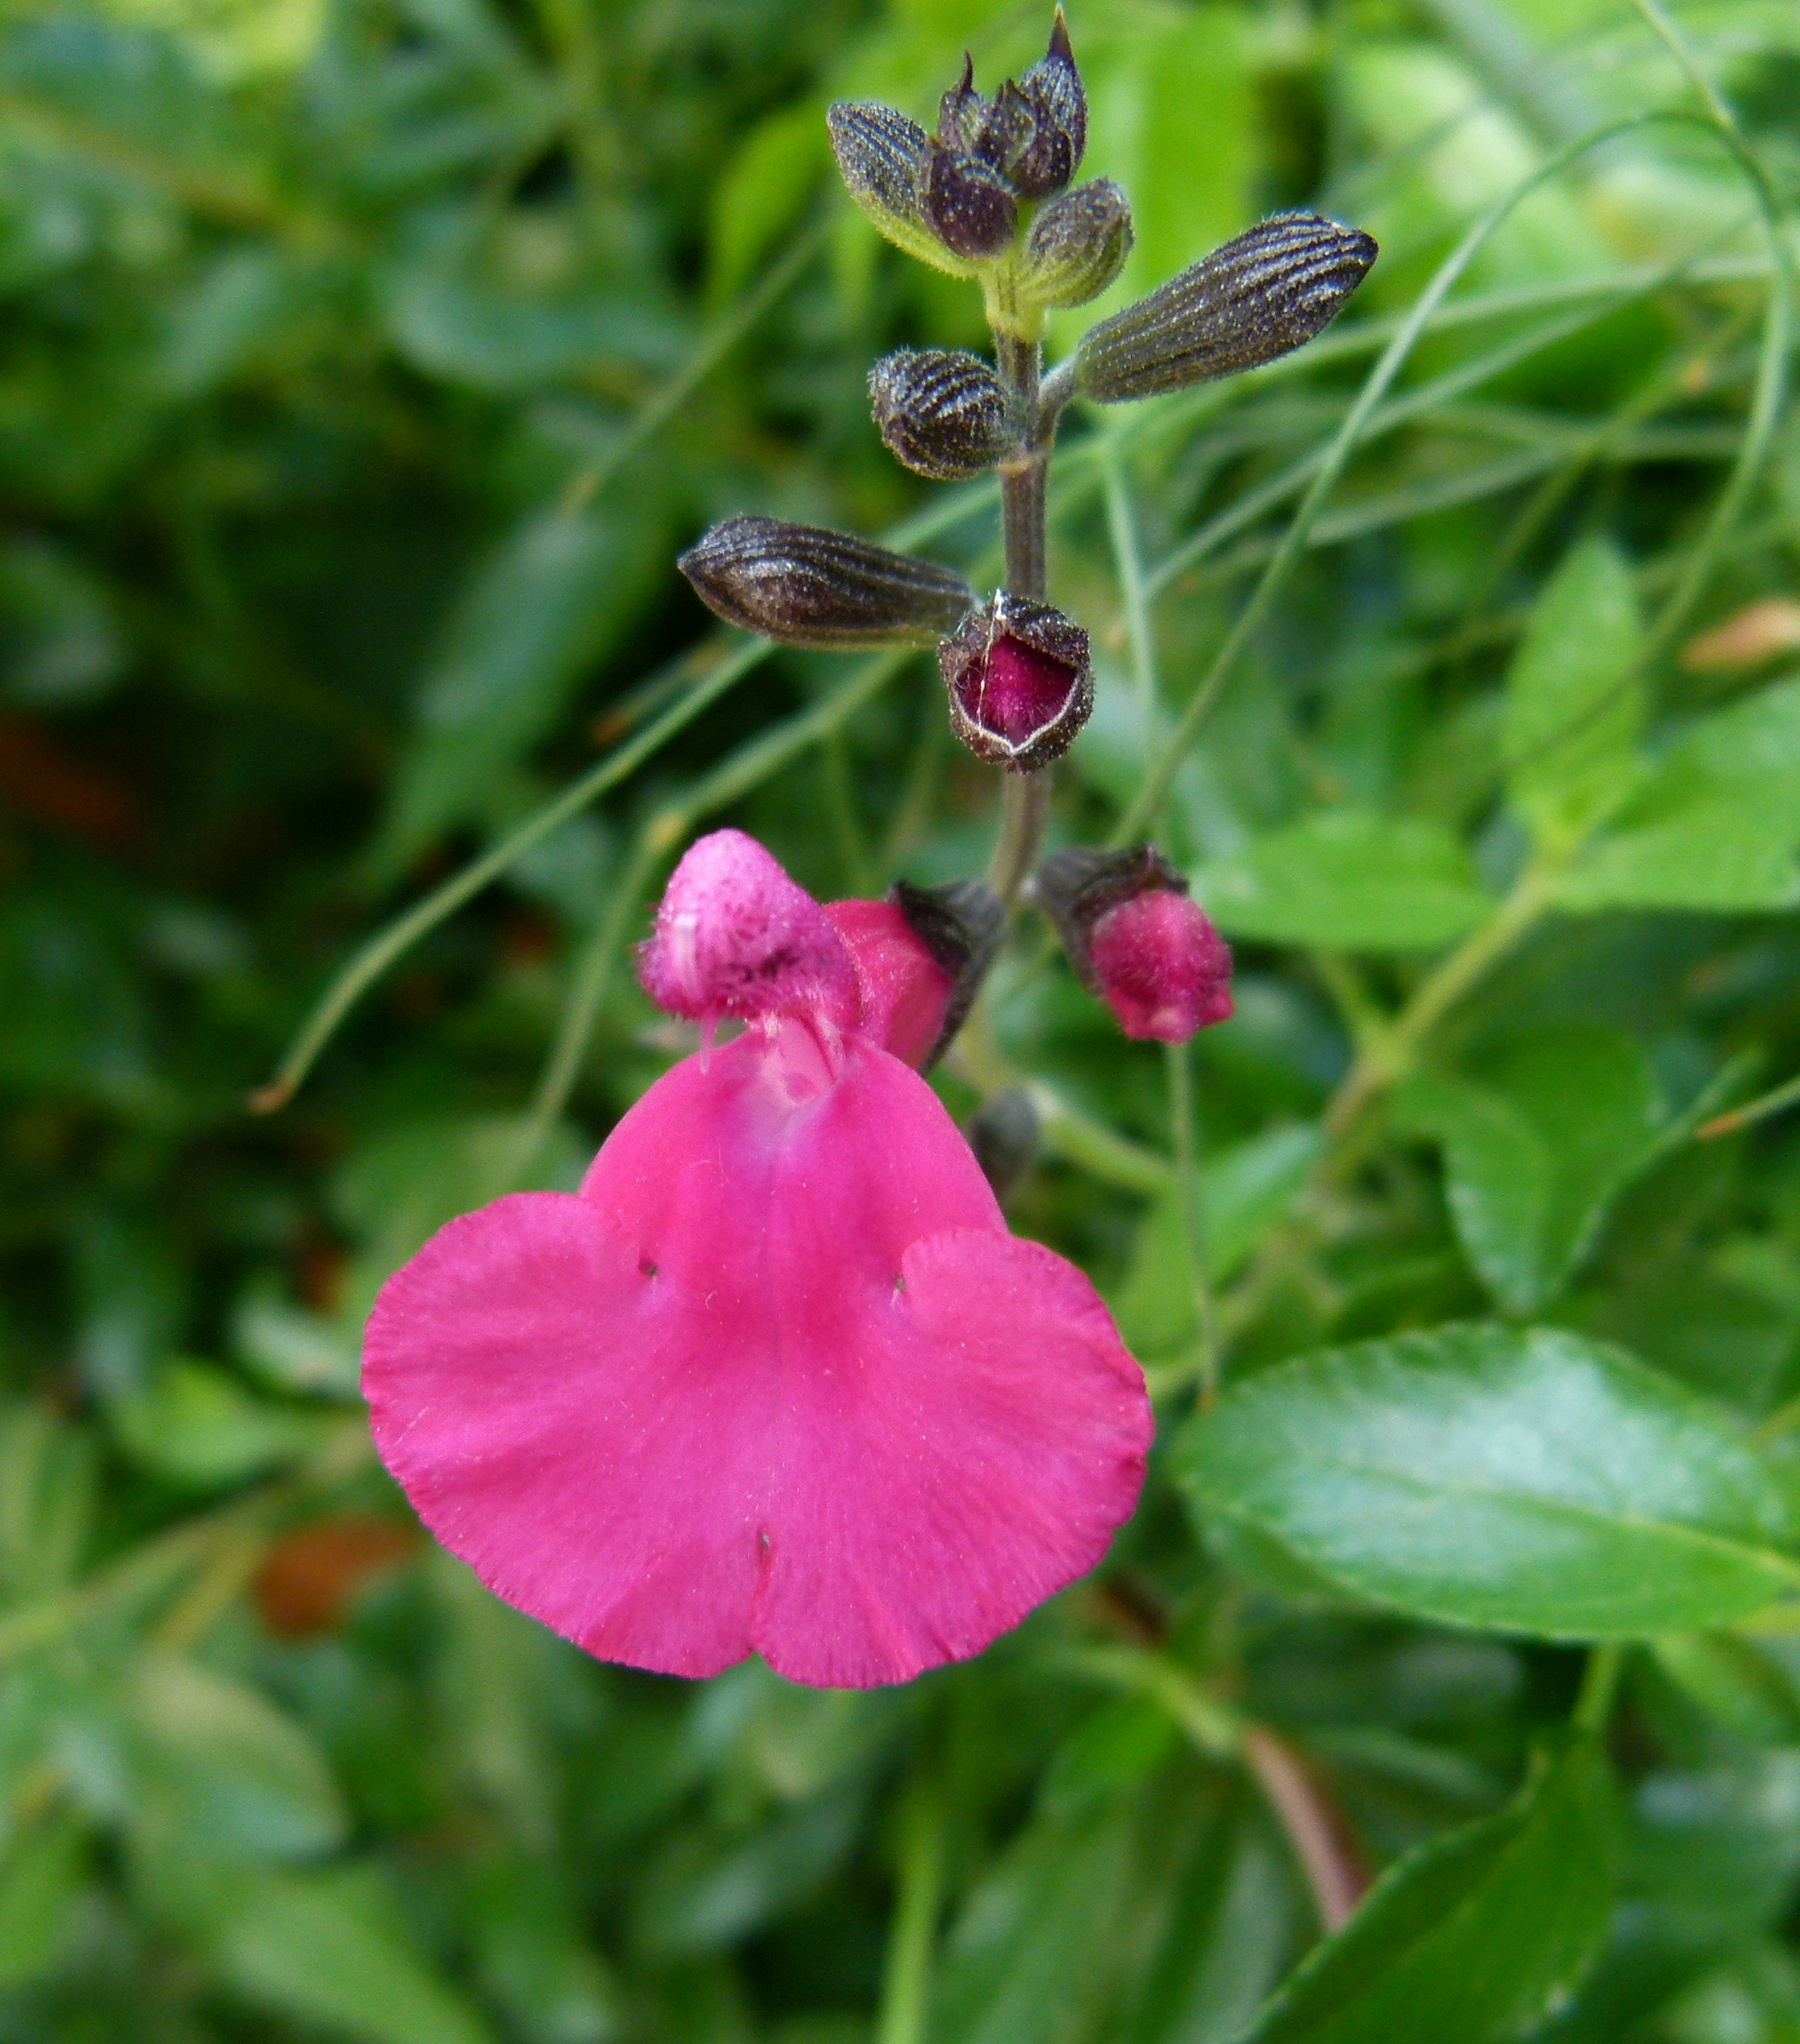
[363,829,1150,1689]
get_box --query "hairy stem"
[986,330,1053,905]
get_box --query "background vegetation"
[5,0,1800,2037]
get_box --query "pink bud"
[824,900,954,1069]
[638,829,859,1032]
[1087,888,1233,1043]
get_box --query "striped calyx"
[680,517,975,649]
[1075,212,1377,403]
[869,350,1020,481]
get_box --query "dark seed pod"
[965,1088,1040,1201]
[891,876,1004,1067]
[939,595,1092,772]
[827,102,978,277]
[1076,212,1378,403]
[922,142,1017,260]
[868,350,1019,481]
[1011,8,1086,199]
[1035,845,1232,1044]
[1020,179,1133,308]
[680,517,976,649]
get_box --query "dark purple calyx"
[939,596,1093,772]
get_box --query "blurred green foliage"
[5,0,1800,2038]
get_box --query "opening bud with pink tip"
[940,595,1092,772]
[1037,845,1233,1044]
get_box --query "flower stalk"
[987,331,1053,902]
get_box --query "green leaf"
[934,1797,1140,2044]
[1653,1634,1800,1746]
[0,1810,86,1986]
[1190,812,1493,951]
[1238,1737,1617,2044]
[1115,1124,1322,1356]
[632,1790,863,1960]
[130,1653,348,1864]
[112,1360,329,1489]
[1394,1027,1665,1313]
[216,1865,493,2044]
[1558,675,1800,912]
[1175,1323,1800,1638]
[1503,536,1642,850]
[709,102,826,306]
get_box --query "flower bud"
[680,517,976,649]
[890,876,1004,1067]
[922,142,1017,261]
[1035,845,1232,1044]
[966,1088,1039,1201]
[1019,179,1133,308]
[639,829,859,1032]
[940,596,1092,772]
[827,102,979,279]
[1075,212,1377,403]
[1010,9,1087,199]
[868,349,1019,481]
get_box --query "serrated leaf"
[1175,1323,1800,1638]
[216,1865,492,2044]
[1238,1736,1616,2044]
[1504,536,1642,850]
[1394,1027,1665,1313]
[1190,811,1492,951]
[1558,674,1800,912]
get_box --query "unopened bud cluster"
[670,11,1373,1065]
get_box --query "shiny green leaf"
[1504,536,1641,850]
[1191,812,1493,951]
[1239,1737,1617,2044]
[1394,1028,1665,1313]
[1177,1324,1800,1638]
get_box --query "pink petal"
[823,899,953,1069]
[364,1028,1149,1687]
[637,827,858,1031]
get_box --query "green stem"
[876,1780,945,2044]
[1166,1042,1220,1404]
[1322,863,1558,1140]
[986,329,1054,907]
[1573,1643,1626,1734]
